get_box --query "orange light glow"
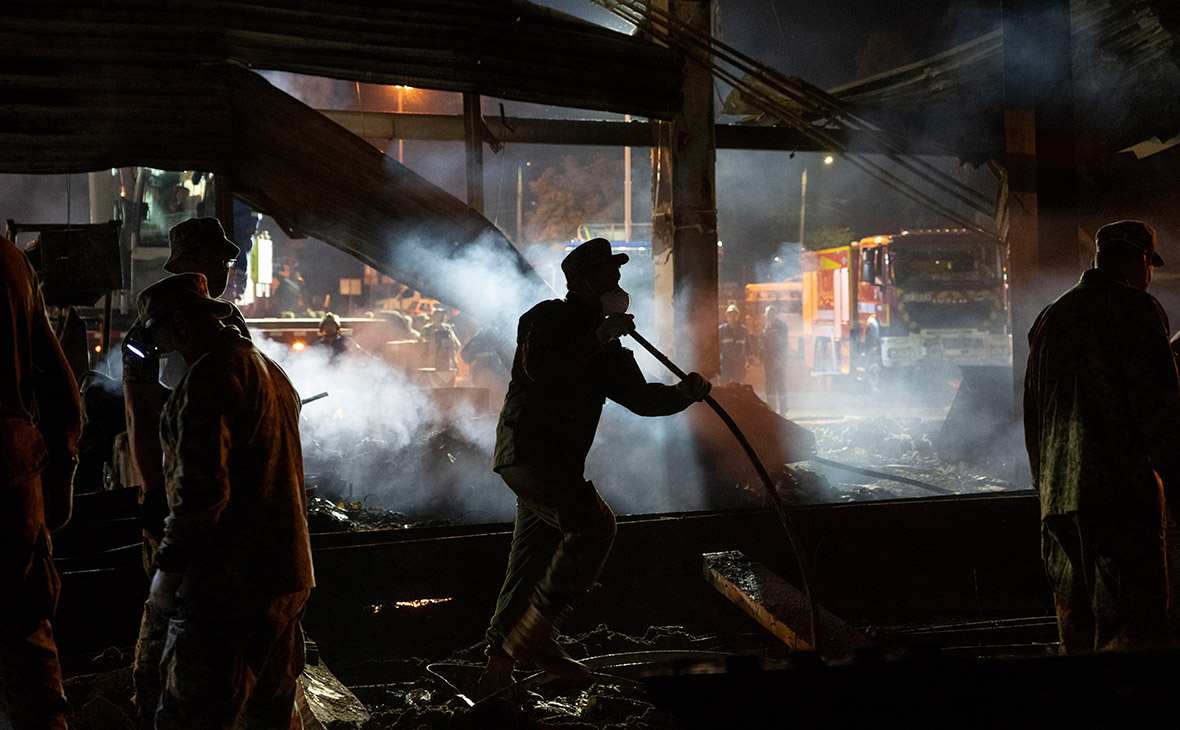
[94,345,102,353]
[292,341,305,351]
[395,597,453,609]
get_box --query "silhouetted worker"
[478,238,711,698]
[422,303,461,372]
[1025,220,1180,653]
[460,326,509,408]
[311,312,363,361]
[761,305,789,414]
[1,236,82,730]
[136,273,313,728]
[124,217,250,724]
[718,304,749,384]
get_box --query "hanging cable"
[593,0,1000,233]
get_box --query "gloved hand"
[676,372,712,402]
[596,313,636,344]
[148,570,182,616]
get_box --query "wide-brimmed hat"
[138,273,234,331]
[561,238,628,280]
[164,217,241,273]
[1096,220,1163,266]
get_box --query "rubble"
[347,626,765,730]
[807,416,1025,501]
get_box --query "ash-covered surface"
[806,416,1029,501]
[303,422,510,530]
[302,414,1032,533]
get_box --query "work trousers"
[153,588,309,730]
[485,463,617,647]
[132,596,167,729]
[763,361,786,414]
[0,452,68,730]
[1042,512,1169,653]
[0,542,67,730]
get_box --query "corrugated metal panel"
[722,0,1180,164]
[2,0,679,322]
[1,0,682,119]
[0,58,552,328]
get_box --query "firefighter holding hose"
[477,238,711,699]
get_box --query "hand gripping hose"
[626,330,821,652]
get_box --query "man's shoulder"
[521,298,570,322]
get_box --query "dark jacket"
[718,322,749,382]
[494,297,692,474]
[156,327,314,599]
[761,318,789,367]
[1024,268,1180,523]
[1,237,81,580]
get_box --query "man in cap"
[125,217,252,724]
[134,273,313,728]
[1,236,82,729]
[1025,219,1180,653]
[477,238,712,698]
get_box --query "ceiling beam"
[318,110,954,155]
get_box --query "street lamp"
[799,154,834,246]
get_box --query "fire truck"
[798,229,1011,388]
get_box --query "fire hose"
[626,330,821,652]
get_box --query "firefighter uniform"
[137,275,313,728]
[1025,265,1180,652]
[761,314,789,414]
[487,295,696,649]
[718,320,749,384]
[1,237,82,730]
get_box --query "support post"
[651,0,719,375]
[1002,0,1077,426]
[463,93,485,214]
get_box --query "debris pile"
[349,625,765,730]
[807,416,1026,500]
[303,423,511,528]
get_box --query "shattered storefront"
[9,0,1180,728]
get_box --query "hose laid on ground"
[626,330,821,653]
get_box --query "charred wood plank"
[703,550,872,654]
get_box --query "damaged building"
[4,0,1180,727]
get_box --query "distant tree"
[526,155,624,243]
[803,226,856,251]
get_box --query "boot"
[475,644,516,701]
[501,603,591,681]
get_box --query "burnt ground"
[52,410,1037,728]
[57,626,793,730]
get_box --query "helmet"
[319,312,341,335]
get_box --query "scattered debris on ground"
[60,627,773,730]
[808,416,1026,500]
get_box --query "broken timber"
[703,550,872,654]
[297,651,371,729]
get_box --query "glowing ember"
[366,597,452,614]
[395,597,453,609]
[292,341,306,351]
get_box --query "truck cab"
[801,229,1011,387]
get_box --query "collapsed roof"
[724,0,1180,168]
[0,0,686,323]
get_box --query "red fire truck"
[798,229,1011,388]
